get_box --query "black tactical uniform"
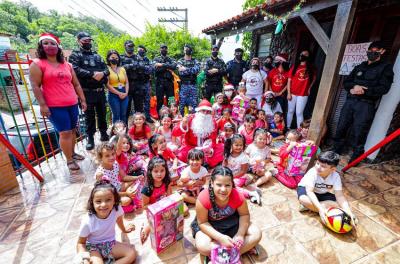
[333,59,394,161]
[226,49,248,89]
[153,45,177,112]
[204,46,227,101]
[69,44,109,149]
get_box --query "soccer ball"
[324,207,353,233]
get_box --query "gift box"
[285,143,317,177]
[147,192,185,253]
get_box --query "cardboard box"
[146,192,184,254]
[285,143,318,177]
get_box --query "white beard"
[191,113,215,141]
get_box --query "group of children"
[76,91,357,263]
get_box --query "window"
[258,33,272,57]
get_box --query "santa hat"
[215,93,223,99]
[38,33,61,46]
[195,99,213,112]
[223,83,234,91]
[264,91,275,98]
[275,53,288,62]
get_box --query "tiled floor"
[0,141,399,264]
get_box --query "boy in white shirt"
[297,151,357,227]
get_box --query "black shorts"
[297,186,337,202]
[191,212,239,239]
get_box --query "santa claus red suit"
[176,99,224,167]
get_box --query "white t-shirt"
[262,102,283,123]
[298,167,342,194]
[181,165,208,180]
[245,143,271,162]
[242,70,267,95]
[227,152,249,175]
[79,205,124,244]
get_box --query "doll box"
[147,193,185,254]
[285,143,317,177]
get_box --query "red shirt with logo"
[267,68,289,93]
[289,65,314,96]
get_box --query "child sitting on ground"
[156,114,177,151]
[297,151,358,227]
[255,109,268,129]
[109,120,127,143]
[212,93,225,120]
[128,113,152,155]
[245,128,275,187]
[238,115,257,145]
[298,119,311,141]
[77,180,136,264]
[231,85,250,124]
[169,102,182,125]
[140,157,173,243]
[269,111,285,141]
[217,123,235,144]
[178,149,208,205]
[94,142,139,206]
[262,91,282,125]
[245,98,258,118]
[216,108,236,133]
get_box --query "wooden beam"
[214,0,342,38]
[300,13,330,54]
[308,0,358,145]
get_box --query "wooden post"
[0,142,19,193]
[308,0,358,145]
[300,13,329,54]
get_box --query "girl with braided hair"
[191,166,262,262]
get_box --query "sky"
[9,0,245,60]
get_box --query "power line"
[97,0,143,34]
[90,0,143,34]
[70,0,100,19]
[136,0,151,12]
[157,7,188,31]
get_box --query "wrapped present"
[285,143,317,177]
[147,193,185,253]
[211,244,241,264]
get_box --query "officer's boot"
[86,135,95,150]
[100,132,109,142]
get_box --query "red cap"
[195,99,213,112]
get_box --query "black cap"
[138,45,147,52]
[212,44,219,50]
[184,44,192,50]
[160,44,168,48]
[124,40,134,46]
[77,32,92,40]
[235,48,244,53]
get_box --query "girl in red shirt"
[287,50,316,128]
[128,113,152,154]
[191,166,262,261]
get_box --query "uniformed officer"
[69,32,109,150]
[333,41,394,163]
[204,45,227,101]
[177,44,200,115]
[226,48,248,89]
[153,44,177,113]
[120,40,137,118]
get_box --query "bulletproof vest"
[154,56,173,81]
[72,50,107,89]
[350,61,390,101]
[178,58,197,83]
[228,60,247,86]
[206,57,224,83]
[120,54,139,82]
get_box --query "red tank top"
[33,58,78,107]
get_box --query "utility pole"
[157,7,188,31]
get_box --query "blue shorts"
[48,104,79,132]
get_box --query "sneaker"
[100,133,109,142]
[250,191,261,205]
[146,117,154,124]
[298,204,309,212]
[86,136,95,150]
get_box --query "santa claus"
[176,99,224,167]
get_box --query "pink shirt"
[34,58,78,107]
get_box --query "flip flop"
[67,160,80,171]
[140,225,149,244]
[72,153,85,161]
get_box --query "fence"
[0,52,87,179]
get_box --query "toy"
[285,143,317,177]
[210,244,241,264]
[324,207,353,233]
[147,193,185,253]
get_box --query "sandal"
[72,153,85,161]
[140,224,150,244]
[67,160,80,171]
[248,246,260,256]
